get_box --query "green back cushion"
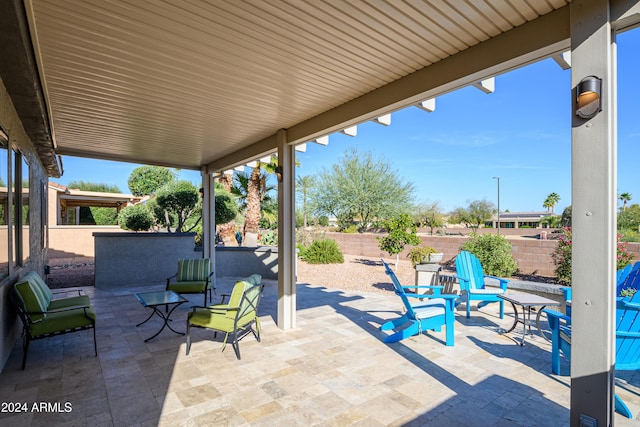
[14,272,52,323]
[226,275,261,319]
[226,280,250,318]
[177,258,212,282]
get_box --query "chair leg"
[615,393,634,418]
[254,319,261,342]
[186,322,192,355]
[21,336,30,370]
[231,334,241,360]
[93,326,98,356]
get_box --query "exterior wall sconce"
[576,76,602,119]
[275,165,283,182]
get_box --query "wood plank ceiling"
[23,0,569,171]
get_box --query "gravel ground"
[45,253,556,292]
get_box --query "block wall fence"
[322,232,640,277]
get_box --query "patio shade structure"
[1,0,640,424]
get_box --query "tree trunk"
[243,166,261,246]
[216,175,238,246]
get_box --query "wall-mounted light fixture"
[576,76,602,119]
[275,165,283,182]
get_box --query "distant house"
[489,211,554,229]
[48,182,143,225]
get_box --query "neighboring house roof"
[492,211,553,221]
[51,182,142,208]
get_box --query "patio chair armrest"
[543,309,571,329]
[51,289,83,297]
[190,305,239,314]
[485,275,509,289]
[402,285,444,294]
[46,304,91,313]
[166,273,177,287]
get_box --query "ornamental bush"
[551,227,572,285]
[300,238,344,264]
[460,233,518,277]
[118,204,154,231]
[552,227,633,285]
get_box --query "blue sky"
[51,28,640,214]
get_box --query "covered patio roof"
[3,0,575,173]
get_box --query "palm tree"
[620,192,632,211]
[543,192,561,215]
[233,156,278,245]
[215,174,238,246]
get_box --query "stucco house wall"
[0,78,50,372]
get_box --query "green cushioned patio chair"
[166,258,214,305]
[12,271,97,370]
[186,274,264,360]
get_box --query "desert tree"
[314,147,414,231]
[449,199,495,231]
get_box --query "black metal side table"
[498,293,561,346]
[134,290,188,342]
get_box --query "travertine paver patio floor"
[1,277,638,426]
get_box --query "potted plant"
[407,245,443,267]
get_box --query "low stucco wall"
[215,246,281,280]
[50,226,122,258]
[94,232,197,288]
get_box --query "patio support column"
[277,128,296,330]
[201,168,215,280]
[570,0,616,424]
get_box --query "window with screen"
[0,128,8,278]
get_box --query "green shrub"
[620,229,640,243]
[214,191,238,225]
[300,238,344,264]
[461,233,518,277]
[118,204,154,231]
[258,230,278,246]
[341,224,359,234]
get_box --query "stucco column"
[570,0,616,424]
[277,129,296,330]
[201,168,216,289]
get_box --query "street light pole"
[493,176,500,235]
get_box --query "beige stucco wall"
[49,226,122,258]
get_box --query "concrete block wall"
[321,231,640,277]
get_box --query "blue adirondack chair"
[455,251,509,319]
[544,292,640,418]
[380,260,458,345]
[562,262,640,316]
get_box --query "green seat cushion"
[29,307,96,337]
[188,308,256,332]
[177,259,212,282]
[168,281,208,293]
